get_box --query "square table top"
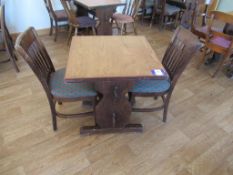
[65,36,167,82]
[74,0,125,9]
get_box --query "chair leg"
[49,100,57,131]
[197,46,208,69]
[133,22,137,35]
[67,25,73,46]
[162,93,172,122]
[121,24,125,35]
[92,27,96,35]
[54,21,58,42]
[128,92,136,106]
[49,18,53,36]
[211,55,228,78]
[10,56,19,72]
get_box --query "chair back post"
[123,0,143,19]
[181,0,197,29]
[15,27,55,93]
[162,27,200,88]
[43,0,56,20]
[60,0,77,25]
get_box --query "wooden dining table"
[74,0,125,35]
[65,36,168,134]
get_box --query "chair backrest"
[162,26,200,86]
[60,0,77,24]
[43,0,56,20]
[15,27,55,90]
[1,5,17,61]
[153,0,166,15]
[122,0,143,18]
[180,0,197,29]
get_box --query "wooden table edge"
[74,0,126,10]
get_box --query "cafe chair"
[150,0,181,30]
[129,27,200,122]
[0,5,19,72]
[43,0,68,41]
[140,0,154,24]
[197,11,233,77]
[111,0,143,35]
[191,0,219,41]
[60,0,99,45]
[15,27,97,131]
[180,0,197,29]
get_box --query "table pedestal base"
[80,124,143,135]
[96,6,116,35]
[80,80,143,134]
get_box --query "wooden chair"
[180,0,197,29]
[0,5,19,72]
[60,0,98,44]
[43,0,68,41]
[140,0,154,24]
[15,27,97,131]
[197,11,233,77]
[150,0,181,29]
[129,27,200,122]
[111,0,143,35]
[191,0,219,40]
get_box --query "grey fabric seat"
[131,79,171,93]
[50,68,97,99]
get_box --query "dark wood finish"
[43,0,68,41]
[129,27,200,122]
[150,0,180,29]
[191,0,219,40]
[15,27,96,131]
[74,0,125,35]
[80,80,143,134]
[60,0,98,45]
[197,11,233,77]
[180,0,197,29]
[112,0,143,35]
[0,5,19,72]
[65,36,167,134]
[96,6,116,35]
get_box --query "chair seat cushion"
[54,10,68,21]
[49,68,97,99]
[77,16,96,28]
[210,36,232,49]
[165,4,180,15]
[112,13,134,23]
[130,79,171,93]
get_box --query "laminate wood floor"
[1,24,233,175]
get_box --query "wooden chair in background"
[197,11,233,77]
[0,5,19,72]
[191,0,219,40]
[111,0,143,35]
[43,0,68,41]
[129,26,200,122]
[60,0,98,44]
[15,27,97,131]
[150,0,181,29]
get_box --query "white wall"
[217,0,233,12]
[5,0,63,33]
